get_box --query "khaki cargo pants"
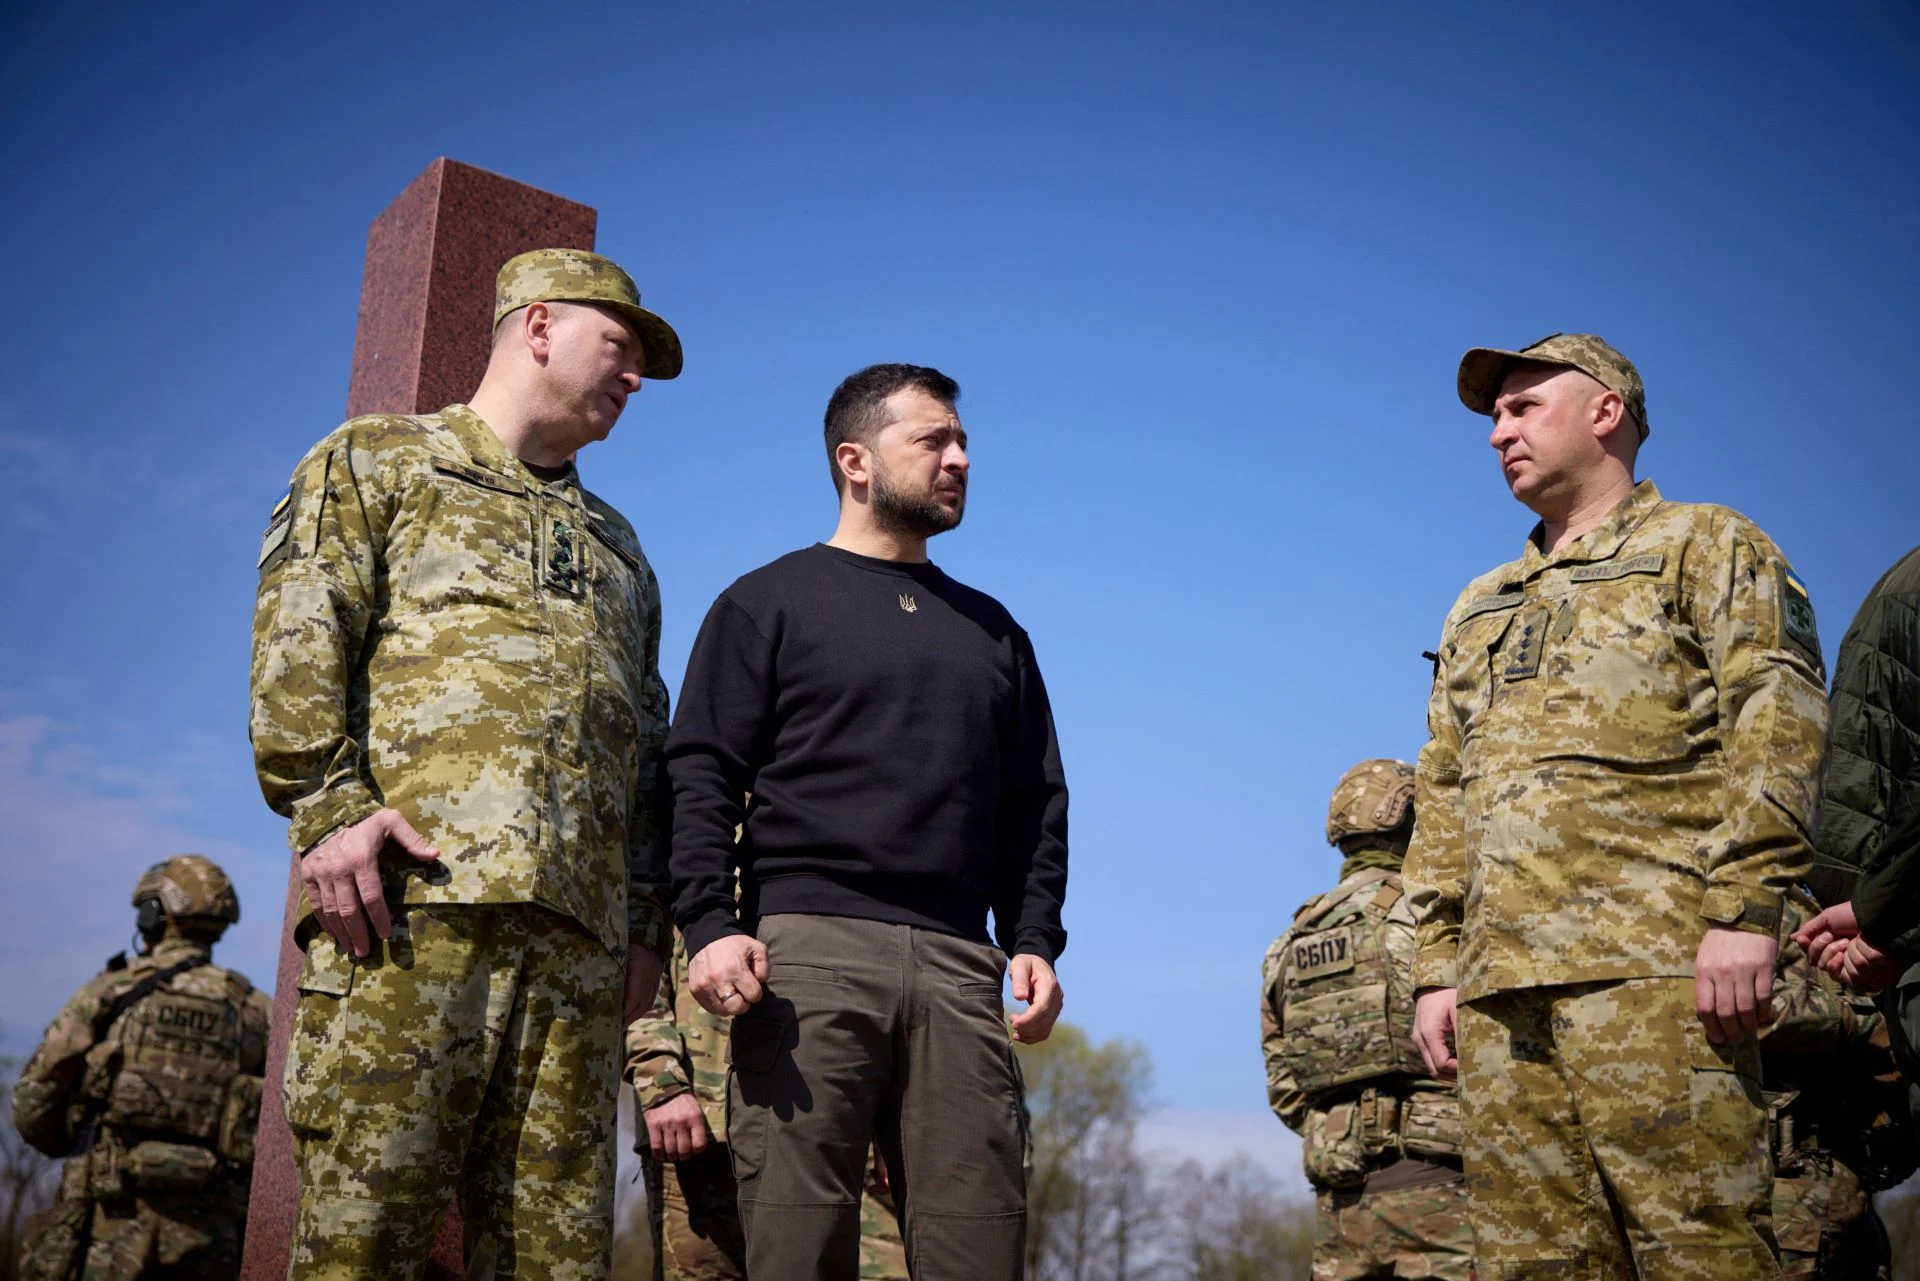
[1457,976,1777,1280]
[726,913,1027,1281]
[285,903,623,1280]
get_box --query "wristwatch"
[1698,887,1781,936]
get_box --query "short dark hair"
[823,363,960,493]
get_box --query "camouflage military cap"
[1457,333,1648,440]
[131,854,240,925]
[1326,759,1416,845]
[494,248,683,380]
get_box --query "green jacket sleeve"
[1814,547,1920,955]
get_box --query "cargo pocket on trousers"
[1686,1032,1769,1215]
[283,938,354,1135]
[725,1009,789,1187]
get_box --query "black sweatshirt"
[666,544,1069,962]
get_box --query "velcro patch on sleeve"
[258,481,299,571]
[1778,564,1823,676]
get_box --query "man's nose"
[619,368,643,391]
[944,444,969,473]
[1488,415,1514,450]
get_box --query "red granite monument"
[239,157,597,1281]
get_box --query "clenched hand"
[689,934,769,1016]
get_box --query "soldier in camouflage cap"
[624,932,910,1280]
[1457,332,1648,441]
[1404,333,1828,1276]
[495,248,683,380]
[252,246,682,1277]
[12,856,270,1279]
[1263,760,1474,1281]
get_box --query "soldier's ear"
[135,899,165,935]
[1591,389,1627,441]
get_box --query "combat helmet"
[1325,759,1415,846]
[131,854,240,928]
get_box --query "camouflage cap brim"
[1457,346,1530,416]
[604,302,684,381]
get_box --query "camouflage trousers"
[1772,1151,1889,1281]
[1313,1164,1474,1281]
[20,1158,248,1280]
[1457,977,1777,1280]
[638,1141,908,1279]
[286,903,623,1280]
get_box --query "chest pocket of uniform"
[399,458,533,612]
[1538,569,1694,766]
[1443,605,1519,750]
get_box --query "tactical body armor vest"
[80,955,263,1195]
[1272,868,1459,1189]
[1274,869,1428,1095]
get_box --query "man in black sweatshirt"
[666,363,1067,1280]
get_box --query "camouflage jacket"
[1261,860,1454,1134]
[1405,481,1829,1000]
[250,405,671,957]
[625,933,730,1141]
[12,939,271,1160]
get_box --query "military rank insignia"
[1501,605,1551,681]
[546,519,580,593]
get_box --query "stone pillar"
[240,158,596,1281]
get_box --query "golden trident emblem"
[898,594,918,613]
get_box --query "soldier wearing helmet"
[1261,760,1474,1281]
[11,855,270,1280]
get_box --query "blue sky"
[2,1,1916,1175]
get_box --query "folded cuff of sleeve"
[1698,885,1784,936]
[1413,950,1458,992]
[627,893,672,960]
[635,1079,693,1113]
[289,783,383,855]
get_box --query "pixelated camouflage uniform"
[1762,894,1912,1280]
[13,937,271,1280]
[251,399,673,1280]
[1405,479,1829,1279]
[1263,760,1473,1281]
[626,934,908,1279]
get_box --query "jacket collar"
[438,404,578,491]
[1518,478,1663,577]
